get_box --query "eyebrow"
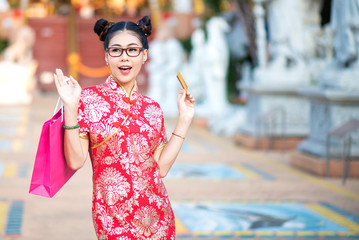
[109,43,140,48]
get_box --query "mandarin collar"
[107,75,138,96]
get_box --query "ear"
[105,52,109,63]
[142,49,148,62]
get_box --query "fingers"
[54,68,64,88]
[185,91,195,104]
[55,68,70,85]
[54,69,78,87]
[179,88,185,98]
[53,73,60,89]
[56,68,65,80]
[177,88,185,102]
[178,88,195,105]
[69,76,79,87]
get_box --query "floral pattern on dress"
[133,206,160,237]
[96,167,131,205]
[127,133,150,164]
[144,104,162,131]
[81,89,111,123]
[78,76,175,239]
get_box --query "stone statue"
[295,0,359,163]
[147,40,166,103]
[267,0,304,69]
[196,17,231,118]
[236,0,313,142]
[331,0,359,67]
[319,0,359,91]
[181,27,206,103]
[192,16,245,136]
[147,20,186,117]
[3,10,35,64]
[79,0,95,19]
[0,2,10,40]
[0,0,9,11]
[172,0,192,13]
[0,10,37,104]
[254,0,310,87]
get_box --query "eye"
[128,48,139,52]
[111,48,121,53]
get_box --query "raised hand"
[177,88,195,123]
[53,69,82,107]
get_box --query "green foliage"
[179,37,193,55]
[205,0,222,15]
[0,39,8,53]
[227,57,238,102]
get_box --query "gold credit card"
[177,71,188,91]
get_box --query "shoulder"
[80,82,110,99]
[142,95,162,109]
[141,97,165,120]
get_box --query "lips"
[119,65,132,75]
[119,65,132,70]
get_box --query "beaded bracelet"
[63,123,80,129]
[172,132,185,140]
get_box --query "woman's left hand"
[177,88,195,123]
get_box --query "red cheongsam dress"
[77,76,175,239]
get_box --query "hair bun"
[94,18,115,41]
[136,16,152,37]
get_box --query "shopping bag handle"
[53,96,64,122]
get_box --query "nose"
[120,51,130,61]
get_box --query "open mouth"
[119,66,132,70]
[118,66,132,74]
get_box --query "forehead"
[109,30,142,46]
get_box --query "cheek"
[132,59,144,69]
[108,57,117,66]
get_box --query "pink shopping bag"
[29,105,77,198]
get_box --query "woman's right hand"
[53,68,82,107]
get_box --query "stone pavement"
[0,91,359,240]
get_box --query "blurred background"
[0,0,359,239]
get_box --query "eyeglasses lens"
[108,47,141,57]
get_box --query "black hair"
[94,16,152,50]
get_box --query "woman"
[53,16,195,239]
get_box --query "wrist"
[174,120,191,138]
[63,103,79,127]
[172,132,185,140]
[64,101,79,111]
[178,114,193,127]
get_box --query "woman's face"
[105,31,148,88]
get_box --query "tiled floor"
[0,93,359,240]
[0,200,24,237]
[173,201,359,238]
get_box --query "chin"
[116,74,135,83]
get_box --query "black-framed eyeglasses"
[106,47,145,57]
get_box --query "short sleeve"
[156,108,167,150]
[78,97,90,139]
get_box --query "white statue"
[0,10,37,104]
[181,27,206,103]
[253,0,310,87]
[172,0,192,13]
[267,0,304,68]
[196,17,231,118]
[0,0,9,11]
[79,0,95,19]
[147,21,186,117]
[205,17,247,136]
[319,0,359,91]
[147,40,166,103]
[3,10,35,64]
[331,0,359,67]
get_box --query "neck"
[111,75,136,97]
